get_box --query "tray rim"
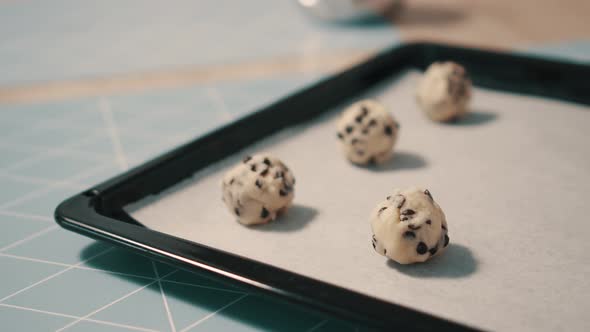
[55,41,590,331]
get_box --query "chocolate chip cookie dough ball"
[416,61,472,122]
[336,99,399,165]
[370,187,449,264]
[222,154,295,226]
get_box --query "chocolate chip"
[386,195,391,200]
[396,195,406,208]
[255,179,262,188]
[261,207,269,218]
[263,158,271,166]
[403,231,416,239]
[401,209,415,216]
[383,248,387,255]
[417,242,428,255]
[260,168,269,176]
[355,115,363,123]
[243,156,252,163]
[444,234,450,247]
[378,206,387,214]
[351,138,359,145]
[368,119,377,126]
[426,220,432,225]
[250,164,257,172]
[345,126,353,134]
[361,128,369,135]
[429,246,438,255]
[279,189,288,196]
[424,189,433,200]
[447,79,455,94]
[372,241,376,249]
[455,84,466,99]
[337,132,344,140]
[234,208,240,216]
[448,79,465,98]
[384,126,393,136]
[361,107,369,116]
[368,157,376,165]
[275,171,283,179]
[229,178,235,185]
[400,217,409,221]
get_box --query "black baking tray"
[55,42,590,331]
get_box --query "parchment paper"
[127,72,590,332]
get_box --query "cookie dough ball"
[222,154,295,226]
[336,99,399,165]
[370,187,449,264]
[416,61,472,122]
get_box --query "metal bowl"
[297,0,401,22]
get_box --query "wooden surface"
[392,0,590,49]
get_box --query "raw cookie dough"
[222,154,295,225]
[336,99,399,165]
[416,61,472,122]
[370,187,449,264]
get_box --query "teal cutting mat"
[0,74,373,331]
[0,0,588,331]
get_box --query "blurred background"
[0,1,588,331]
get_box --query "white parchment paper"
[127,72,590,332]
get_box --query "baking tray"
[55,42,590,331]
